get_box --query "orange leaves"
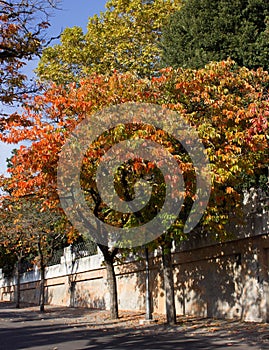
[133,160,145,173]
[1,59,268,240]
[179,162,194,173]
[146,162,156,171]
[226,187,235,194]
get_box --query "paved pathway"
[0,302,269,349]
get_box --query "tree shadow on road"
[0,304,268,350]
[0,322,244,350]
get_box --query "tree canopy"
[161,0,269,70]
[36,0,181,84]
[0,0,59,105]
[2,59,268,240]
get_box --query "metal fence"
[71,240,98,259]
[26,240,98,269]
[47,248,65,267]
[21,260,35,273]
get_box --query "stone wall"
[0,192,268,322]
[1,234,269,322]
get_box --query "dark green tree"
[161,0,269,70]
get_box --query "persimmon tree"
[37,0,181,84]
[2,60,268,322]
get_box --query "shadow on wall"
[175,253,242,319]
[118,248,242,319]
[174,239,267,321]
[123,236,268,322]
[119,248,163,316]
[70,281,106,309]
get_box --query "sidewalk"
[0,302,269,349]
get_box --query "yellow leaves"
[37,0,182,82]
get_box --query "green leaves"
[0,196,69,271]
[161,0,269,71]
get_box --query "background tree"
[0,195,69,311]
[36,0,181,84]
[0,0,59,128]
[161,0,269,70]
[0,198,33,308]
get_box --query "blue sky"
[0,0,107,174]
[49,0,107,34]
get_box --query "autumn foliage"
[0,0,58,105]
[1,60,268,241]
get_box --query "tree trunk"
[105,257,119,319]
[39,263,45,312]
[145,246,152,320]
[97,243,119,320]
[15,257,22,309]
[38,239,45,312]
[162,240,176,325]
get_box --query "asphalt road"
[0,303,268,350]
